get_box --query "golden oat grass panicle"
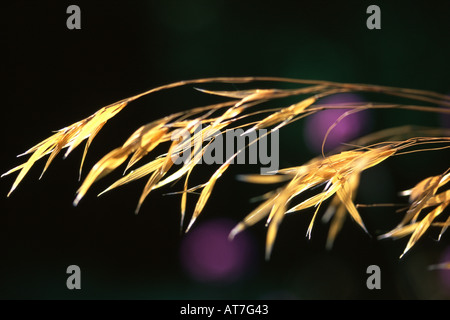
[3,76,450,262]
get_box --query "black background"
[2,1,450,299]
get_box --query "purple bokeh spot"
[438,246,450,293]
[180,218,255,283]
[304,93,371,153]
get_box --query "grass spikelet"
[379,168,450,258]
[73,117,175,206]
[400,201,449,258]
[232,144,397,258]
[97,157,166,197]
[3,100,128,196]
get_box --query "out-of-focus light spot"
[180,218,256,283]
[304,93,371,154]
[438,246,450,294]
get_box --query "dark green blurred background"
[2,0,450,299]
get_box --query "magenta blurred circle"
[180,218,255,283]
[438,246,450,293]
[304,93,371,153]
